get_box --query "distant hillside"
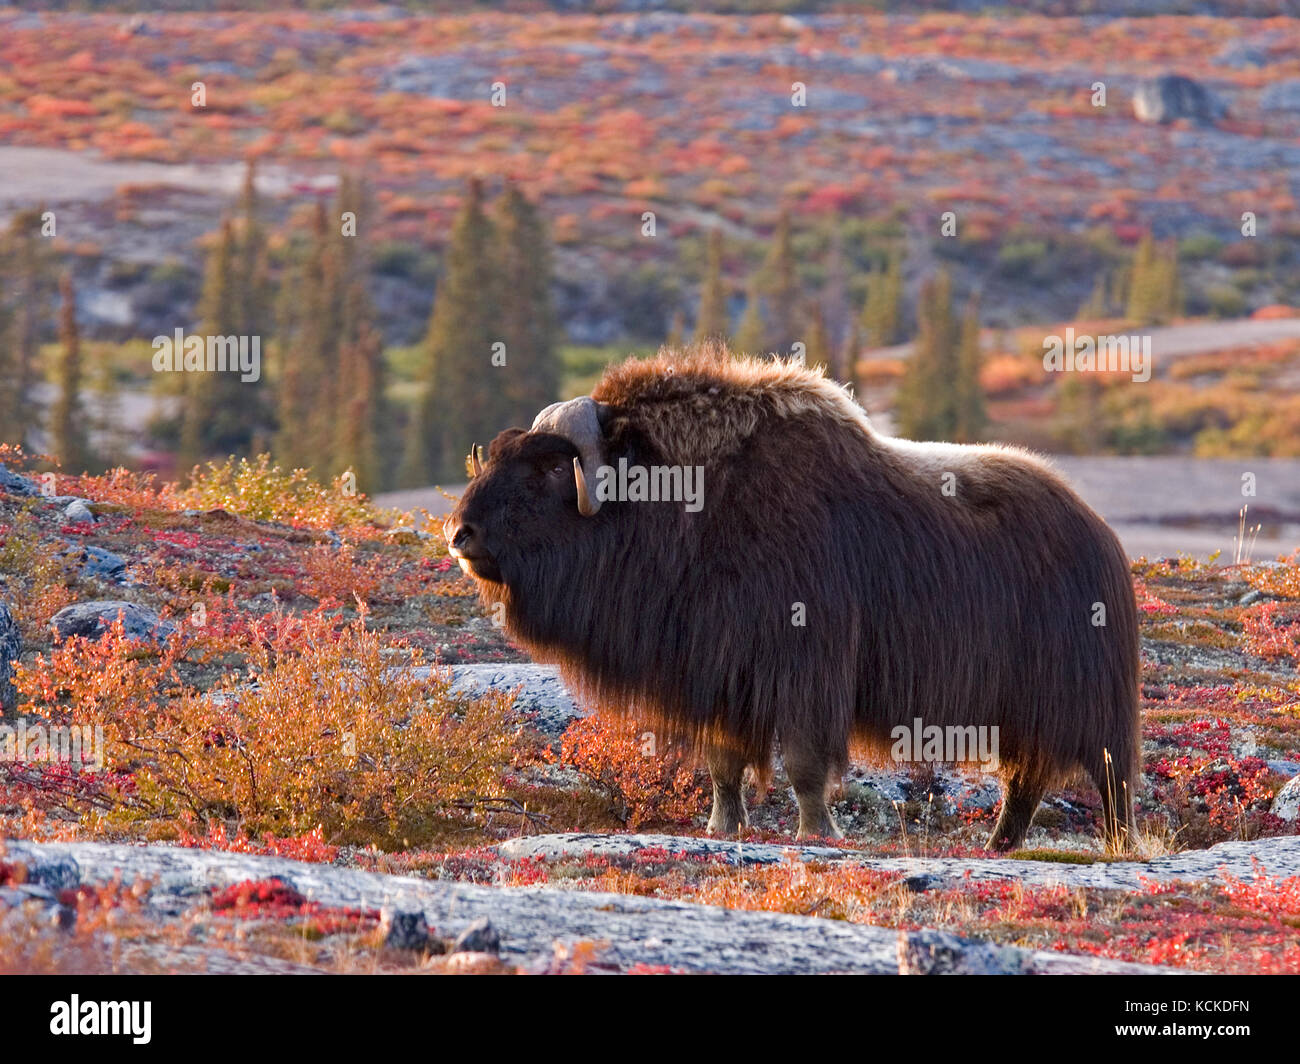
[13,1,1300,18]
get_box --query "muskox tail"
[1085,726,1139,854]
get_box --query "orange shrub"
[551,713,705,830]
[980,354,1042,396]
[299,542,401,605]
[1241,602,1300,663]
[13,608,522,849]
[178,454,381,530]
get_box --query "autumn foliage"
[12,606,522,849]
[551,714,706,830]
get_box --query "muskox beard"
[477,532,634,665]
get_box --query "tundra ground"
[1,455,1297,973]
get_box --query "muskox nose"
[450,521,479,553]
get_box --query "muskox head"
[444,397,614,588]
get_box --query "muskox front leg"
[781,734,843,841]
[706,744,748,836]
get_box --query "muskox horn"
[573,457,598,517]
[531,397,607,517]
[468,445,484,478]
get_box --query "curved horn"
[573,457,598,517]
[532,397,607,516]
[468,445,484,478]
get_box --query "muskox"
[446,350,1140,850]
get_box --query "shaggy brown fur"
[446,348,1140,850]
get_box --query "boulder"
[381,909,431,951]
[50,601,176,645]
[1272,775,1300,823]
[439,664,583,736]
[0,601,20,714]
[1214,40,1271,70]
[451,916,500,955]
[0,468,39,497]
[62,499,96,525]
[898,929,1032,975]
[1260,79,1300,113]
[78,546,128,583]
[2,838,1177,975]
[1133,75,1225,126]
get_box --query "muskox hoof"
[795,812,844,842]
[706,810,748,837]
[985,832,1021,853]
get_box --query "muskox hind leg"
[781,733,844,841]
[1086,750,1135,854]
[706,743,749,836]
[986,773,1047,852]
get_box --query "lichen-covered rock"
[76,546,128,583]
[0,601,20,714]
[26,853,80,893]
[0,839,1174,975]
[1260,78,1300,112]
[452,917,500,955]
[1133,74,1225,125]
[0,467,39,497]
[381,909,430,951]
[1271,775,1300,822]
[50,601,176,644]
[898,929,1032,975]
[440,664,583,736]
[496,832,1300,889]
[62,499,96,525]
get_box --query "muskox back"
[450,350,1141,849]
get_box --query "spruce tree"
[896,270,958,441]
[335,301,384,494]
[693,229,730,344]
[235,161,272,342]
[822,228,851,380]
[180,165,273,470]
[180,219,238,469]
[274,206,322,472]
[0,271,15,447]
[1058,375,1103,454]
[1126,234,1162,324]
[758,210,800,355]
[332,175,390,492]
[0,207,56,449]
[665,309,685,349]
[1161,239,1183,321]
[860,252,903,348]
[1078,274,1109,320]
[842,320,862,390]
[275,202,342,472]
[802,301,830,374]
[51,272,91,473]
[732,277,768,356]
[402,179,502,485]
[494,183,559,428]
[953,292,986,444]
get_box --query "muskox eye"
[546,461,567,479]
